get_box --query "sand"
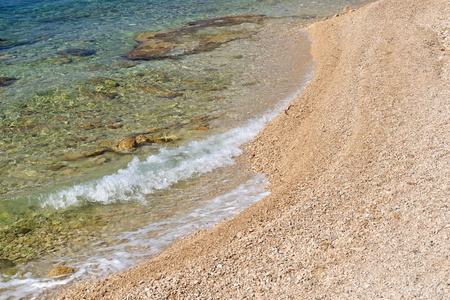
[49,0,449,298]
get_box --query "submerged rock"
[46,265,74,277]
[81,90,118,100]
[91,77,120,88]
[135,134,149,145]
[56,49,96,57]
[0,259,15,271]
[127,15,265,60]
[0,77,17,87]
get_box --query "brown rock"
[108,124,123,129]
[114,137,137,152]
[89,156,108,165]
[153,136,178,143]
[46,265,74,277]
[127,15,265,60]
[81,90,118,101]
[135,134,150,145]
[61,168,76,175]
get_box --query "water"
[0,0,373,298]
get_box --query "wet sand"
[49,0,449,298]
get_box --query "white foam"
[40,80,307,209]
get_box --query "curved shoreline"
[49,0,449,298]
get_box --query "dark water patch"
[56,49,97,57]
[38,13,92,24]
[0,38,40,51]
[0,77,17,87]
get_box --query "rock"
[61,149,110,161]
[89,156,108,165]
[19,226,33,234]
[76,124,102,130]
[0,259,15,270]
[157,92,183,99]
[97,140,115,150]
[343,6,354,14]
[61,168,76,175]
[47,163,66,171]
[135,134,150,145]
[81,149,109,158]
[107,124,123,129]
[56,49,96,57]
[91,77,120,88]
[81,90,118,100]
[127,15,265,60]
[46,265,74,277]
[153,136,178,143]
[0,77,17,87]
[141,85,165,93]
[114,137,137,152]
[111,60,138,68]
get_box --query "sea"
[0,0,372,298]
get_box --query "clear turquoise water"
[0,0,373,298]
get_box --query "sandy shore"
[49,0,449,298]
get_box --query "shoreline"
[49,0,449,298]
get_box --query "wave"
[39,82,306,209]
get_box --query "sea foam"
[40,84,304,209]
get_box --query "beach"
[48,0,449,298]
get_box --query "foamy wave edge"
[39,79,309,209]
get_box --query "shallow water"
[0,0,373,298]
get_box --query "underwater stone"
[56,49,96,57]
[98,140,115,149]
[81,149,110,158]
[89,156,108,165]
[91,77,120,88]
[127,15,265,60]
[60,149,110,161]
[0,259,15,270]
[81,90,118,101]
[0,77,17,87]
[61,168,76,175]
[141,85,167,93]
[157,92,183,99]
[152,136,178,143]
